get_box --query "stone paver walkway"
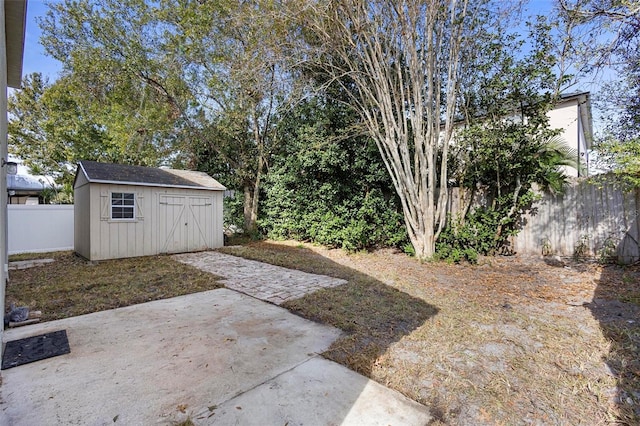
[173,251,347,305]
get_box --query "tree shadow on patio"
[219,242,439,377]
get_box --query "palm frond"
[536,135,585,194]
[539,135,585,172]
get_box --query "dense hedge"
[257,98,409,251]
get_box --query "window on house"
[111,192,135,220]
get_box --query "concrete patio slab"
[0,288,431,425]
[210,357,431,425]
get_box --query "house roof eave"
[5,0,27,89]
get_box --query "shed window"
[111,192,135,220]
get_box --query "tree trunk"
[493,174,522,248]
[242,110,266,234]
[242,155,264,233]
[243,182,258,233]
[408,228,436,259]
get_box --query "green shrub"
[403,242,416,257]
[436,208,507,263]
[259,96,408,252]
[223,194,245,231]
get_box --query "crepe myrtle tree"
[303,0,480,258]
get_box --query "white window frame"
[110,192,136,221]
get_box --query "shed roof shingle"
[77,160,225,190]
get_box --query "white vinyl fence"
[8,205,74,255]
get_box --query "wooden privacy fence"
[446,180,640,264]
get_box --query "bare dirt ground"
[221,241,640,426]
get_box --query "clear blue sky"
[21,0,610,121]
[20,0,569,84]
[23,0,62,80]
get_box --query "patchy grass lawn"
[6,244,639,425]
[6,251,223,322]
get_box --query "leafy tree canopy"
[9,71,179,191]
[556,0,640,185]
[14,0,302,224]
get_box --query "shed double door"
[158,194,214,253]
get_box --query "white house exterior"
[1,0,26,360]
[546,92,593,177]
[74,161,226,261]
[448,92,593,178]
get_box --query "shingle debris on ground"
[173,251,347,304]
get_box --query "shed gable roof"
[76,160,225,191]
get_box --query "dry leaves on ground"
[220,241,640,426]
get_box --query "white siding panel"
[547,99,580,177]
[187,195,213,251]
[213,192,224,247]
[74,170,89,189]
[89,183,103,260]
[158,194,186,254]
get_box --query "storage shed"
[74,160,226,261]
